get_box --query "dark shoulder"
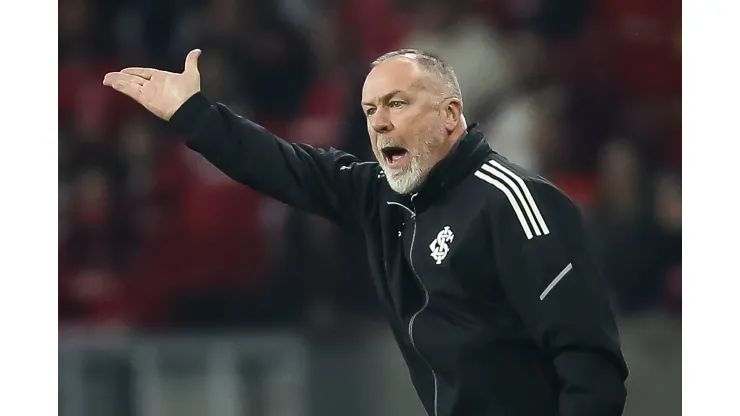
[470,154,577,238]
[471,154,564,202]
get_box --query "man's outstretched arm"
[104,49,378,226]
[169,92,377,224]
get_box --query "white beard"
[377,136,440,195]
[384,157,425,194]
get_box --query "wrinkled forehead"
[362,58,426,104]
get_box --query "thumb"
[184,49,201,74]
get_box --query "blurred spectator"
[59,0,98,62]
[197,45,248,108]
[59,167,135,325]
[236,0,317,130]
[482,28,568,174]
[126,142,270,329]
[118,116,156,199]
[401,0,513,118]
[286,3,353,149]
[589,141,673,315]
[340,0,409,61]
[652,173,682,313]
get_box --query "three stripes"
[474,160,550,240]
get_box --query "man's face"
[361,58,451,194]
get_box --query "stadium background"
[58,0,681,414]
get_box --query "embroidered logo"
[429,226,454,264]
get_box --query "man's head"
[362,49,467,194]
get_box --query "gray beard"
[379,137,440,195]
[384,158,425,194]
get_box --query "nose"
[370,108,393,133]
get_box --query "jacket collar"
[387,123,492,212]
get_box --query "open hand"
[103,49,202,121]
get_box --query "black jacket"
[170,93,629,416]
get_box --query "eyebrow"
[361,89,404,107]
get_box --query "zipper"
[386,201,415,217]
[407,194,439,416]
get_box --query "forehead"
[362,57,427,103]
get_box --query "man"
[104,48,628,416]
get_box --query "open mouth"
[381,146,409,167]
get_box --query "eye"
[389,100,404,108]
[365,107,376,116]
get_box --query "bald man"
[104,48,628,416]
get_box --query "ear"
[444,98,463,132]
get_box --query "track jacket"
[169,92,629,416]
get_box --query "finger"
[103,72,145,87]
[184,49,201,74]
[109,80,142,102]
[120,67,157,80]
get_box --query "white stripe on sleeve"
[481,163,542,236]
[474,170,534,239]
[488,160,550,235]
[540,263,573,300]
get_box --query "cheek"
[412,112,443,136]
[391,111,423,136]
[367,125,376,142]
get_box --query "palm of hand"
[103,49,202,121]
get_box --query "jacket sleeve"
[490,179,628,416]
[168,92,378,226]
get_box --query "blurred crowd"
[58,0,681,332]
